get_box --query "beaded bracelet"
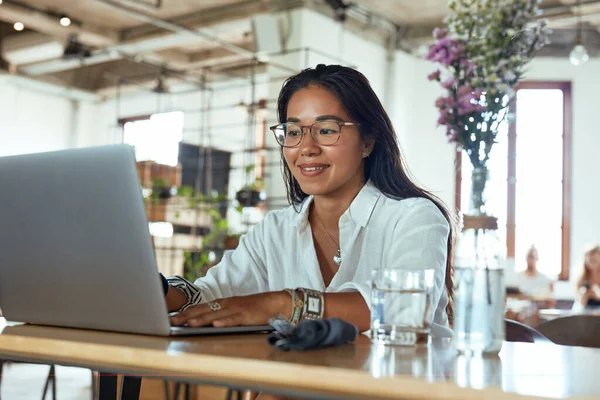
[284,288,304,325]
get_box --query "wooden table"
[0,318,598,400]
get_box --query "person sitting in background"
[515,245,554,296]
[577,245,600,309]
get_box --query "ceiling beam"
[18,1,262,76]
[0,1,118,47]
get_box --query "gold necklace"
[314,213,342,266]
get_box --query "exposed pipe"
[96,0,256,60]
[541,0,600,16]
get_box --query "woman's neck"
[311,180,365,229]
[525,267,537,277]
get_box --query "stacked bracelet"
[298,288,325,320]
[165,275,202,311]
[284,288,304,326]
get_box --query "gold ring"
[208,301,221,312]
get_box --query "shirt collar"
[291,180,381,230]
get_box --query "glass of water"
[370,268,435,346]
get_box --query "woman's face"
[586,251,600,272]
[283,86,372,198]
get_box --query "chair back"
[505,319,550,343]
[536,315,600,348]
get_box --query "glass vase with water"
[453,166,505,354]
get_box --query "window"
[456,82,571,279]
[122,111,184,166]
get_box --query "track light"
[62,33,91,59]
[152,69,169,94]
[60,16,71,27]
[13,22,24,31]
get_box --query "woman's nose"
[299,128,320,156]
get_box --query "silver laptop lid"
[0,145,171,336]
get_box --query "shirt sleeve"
[190,212,271,303]
[337,199,450,333]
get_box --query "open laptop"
[0,145,272,336]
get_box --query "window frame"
[455,81,572,280]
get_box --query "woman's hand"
[579,285,600,306]
[170,291,289,327]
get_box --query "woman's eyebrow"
[285,115,344,123]
[315,115,344,122]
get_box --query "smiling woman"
[164,64,456,344]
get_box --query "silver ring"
[207,301,221,312]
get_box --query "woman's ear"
[361,138,375,158]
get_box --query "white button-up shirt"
[193,181,452,337]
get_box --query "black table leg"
[41,365,56,400]
[0,361,4,400]
[98,374,117,400]
[120,376,141,400]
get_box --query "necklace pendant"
[333,249,342,266]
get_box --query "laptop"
[0,145,272,336]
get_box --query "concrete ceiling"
[0,0,599,94]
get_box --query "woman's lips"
[298,164,329,177]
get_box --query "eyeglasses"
[269,120,359,148]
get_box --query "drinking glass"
[370,268,435,346]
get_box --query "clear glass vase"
[453,165,505,354]
[469,165,488,216]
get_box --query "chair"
[536,315,600,348]
[505,319,550,343]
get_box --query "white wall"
[0,75,99,157]
[389,51,456,208]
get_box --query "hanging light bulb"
[569,39,589,66]
[570,0,589,66]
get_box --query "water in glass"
[370,269,434,346]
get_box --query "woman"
[165,64,455,337]
[577,245,600,309]
[515,245,553,296]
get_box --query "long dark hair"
[276,64,456,323]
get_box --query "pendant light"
[569,0,589,66]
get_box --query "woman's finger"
[170,303,213,325]
[187,308,239,327]
[212,314,243,327]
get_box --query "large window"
[122,111,184,166]
[456,82,571,279]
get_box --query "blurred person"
[515,245,554,296]
[576,245,600,309]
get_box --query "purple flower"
[435,95,453,109]
[433,27,449,40]
[425,38,464,66]
[457,84,473,97]
[427,70,441,81]
[437,114,447,126]
[442,78,456,89]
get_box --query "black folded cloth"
[267,318,358,351]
